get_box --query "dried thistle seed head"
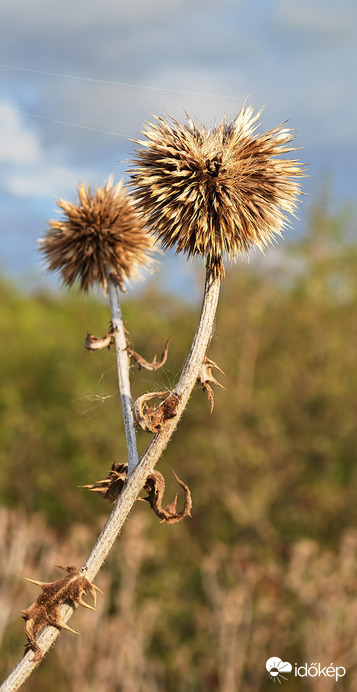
[39,176,157,292]
[129,107,305,279]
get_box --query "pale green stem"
[107,280,139,475]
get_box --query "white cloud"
[6,161,97,198]
[0,99,102,198]
[0,101,42,164]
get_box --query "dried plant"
[142,468,192,524]
[39,176,156,292]
[83,463,192,524]
[129,106,304,280]
[1,105,303,691]
[197,355,225,413]
[4,509,357,691]
[132,390,180,433]
[22,565,101,661]
[83,324,117,352]
[82,462,128,503]
[127,338,170,370]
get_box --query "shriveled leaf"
[127,338,169,370]
[83,465,192,524]
[143,469,192,524]
[83,324,117,352]
[81,462,127,502]
[197,355,225,413]
[22,565,101,661]
[132,391,180,433]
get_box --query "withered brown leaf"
[81,462,127,503]
[197,355,225,413]
[22,565,101,661]
[132,391,180,433]
[143,469,192,524]
[83,324,117,352]
[127,338,169,371]
[83,465,192,524]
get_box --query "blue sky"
[0,0,356,292]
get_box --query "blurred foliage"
[0,192,357,690]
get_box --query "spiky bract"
[40,177,156,292]
[129,106,304,279]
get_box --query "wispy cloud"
[0,100,100,198]
[0,101,42,164]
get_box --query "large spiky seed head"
[129,106,305,280]
[39,176,157,292]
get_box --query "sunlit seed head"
[39,176,157,292]
[129,106,305,280]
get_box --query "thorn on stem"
[197,355,225,413]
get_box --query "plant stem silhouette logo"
[266,657,292,683]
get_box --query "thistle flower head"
[129,106,305,279]
[40,176,156,292]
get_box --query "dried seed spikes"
[197,356,225,413]
[40,177,157,293]
[130,109,305,280]
[22,565,102,661]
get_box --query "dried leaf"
[83,324,117,352]
[143,469,192,524]
[132,391,166,432]
[81,462,127,502]
[83,465,192,523]
[22,565,101,661]
[127,338,169,370]
[197,355,225,413]
[132,391,180,433]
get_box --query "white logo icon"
[266,657,292,683]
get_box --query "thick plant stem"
[107,280,139,475]
[84,267,220,578]
[0,267,220,692]
[175,267,221,401]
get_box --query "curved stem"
[83,267,220,579]
[0,267,220,692]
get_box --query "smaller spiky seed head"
[39,176,157,292]
[129,106,305,279]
